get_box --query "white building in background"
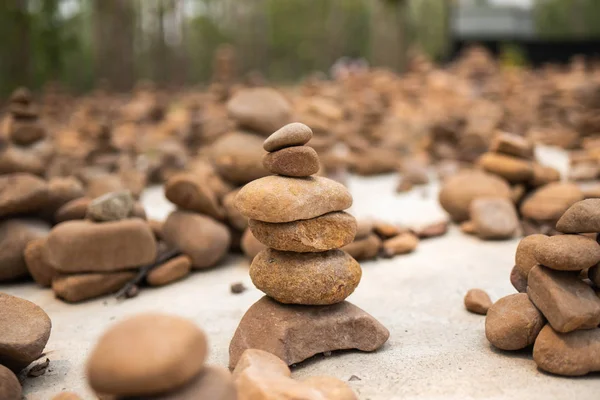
[453,0,535,40]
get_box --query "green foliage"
[534,0,600,38]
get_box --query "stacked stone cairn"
[483,198,600,376]
[229,122,389,368]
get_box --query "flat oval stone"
[0,173,49,218]
[87,313,207,397]
[341,234,382,261]
[0,364,21,400]
[235,175,352,223]
[0,293,52,372]
[226,88,292,135]
[54,197,91,223]
[470,197,519,240]
[164,172,224,220]
[477,152,534,183]
[162,211,230,269]
[263,146,320,177]
[534,234,600,271]
[248,211,356,252]
[210,132,270,185]
[556,199,600,233]
[250,249,361,305]
[147,255,192,287]
[263,123,313,152]
[530,164,561,187]
[0,218,50,282]
[520,182,584,223]
[46,219,157,273]
[52,271,136,303]
[24,237,57,287]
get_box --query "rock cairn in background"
[230,123,389,367]
[483,198,600,376]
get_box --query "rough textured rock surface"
[248,211,356,252]
[227,88,292,135]
[86,191,135,222]
[250,249,361,305]
[229,296,389,368]
[477,152,534,183]
[235,175,352,223]
[470,197,519,239]
[263,122,312,152]
[515,234,547,279]
[556,199,600,233]
[534,234,600,271]
[263,146,320,177]
[52,272,136,303]
[24,237,57,287]
[520,182,584,223]
[0,364,21,400]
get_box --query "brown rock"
[86,174,126,199]
[582,184,600,199]
[382,232,419,257]
[355,219,374,239]
[556,199,600,233]
[210,132,270,185]
[148,219,163,240]
[232,349,291,381]
[241,228,267,260]
[250,249,361,305]
[229,296,389,368]
[589,264,600,287]
[533,325,600,376]
[485,293,545,350]
[51,392,82,400]
[9,120,45,146]
[24,237,57,287]
[373,221,405,239]
[46,219,157,273]
[42,176,85,218]
[414,221,448,239]
[510,265,528,293]
[460,220,477,235]
[234,368,321,400]
[263,146,320,177]
[520,182,584,223]
[87,191,135,222]
[530,164,561,187]
[470,197,519,240]
[263,122,312,152]
[464,289,492,315]
[164,172,224,220]
[302,376,357,400]
[162,211,230,269]
[0,218,50,281]
[527,265,600,332]
[478,152,534,183]
[341,234,381,260]
[87,313,207,397]
[235,175,352,223]
[54,197,91,223]
[249,211,356,252]
[0,140,54,176]
[534,234,600,271]
[510,184,526,203]
[147,255,192,287]
[223,189,248,231]
[490,132,534,159]
[439,170,511,223]
[401,159,430,185]
[0,173,49,217]
[515,234,547,279]
[52,271,136,303]
[0,293,52,372]
[0,364,21,400]
[227,88,292,135]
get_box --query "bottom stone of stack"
[229,296,390,369]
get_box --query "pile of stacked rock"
[230,123,389,367]
[0,293,52,400]
[482,198,600,376]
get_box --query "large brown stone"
[227,88,292,135]
[470,197,519,240]
[438,170,511,223]
[534,234,600,271]
[251,249,361,305]
[0,218,50,282]
[24,237,57,287]
[263,146,320,177]
[46,219,157,273]
[210,132,270,185]
[477,152,534,183]
[520,182,584,223]
[556,199,600,233]
[0,293,52,372]
[0,173,49,218]
[533,325,600,376]
[249,211,356,252]
[229,296,389,368]
[235,175,352,223]
[263,122,313,152]
[87,314,208,397]
[162,211,230,269]
[0,364,21,400]
[164,172,225,220]
[527,265,600,332]
[52,271,136,303]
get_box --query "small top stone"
[263,122,313,152]
[86,190,135,222]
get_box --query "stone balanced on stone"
[230,122,389,368]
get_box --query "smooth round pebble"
[147,255,192,286]
[534,234,600,271]
[263,145,320,177]
[0,364,21,400]
[464,289,492,315]
[263,122,313,152]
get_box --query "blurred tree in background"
[0,0,597,95]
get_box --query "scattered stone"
[263,145,320,177]
[241,228,267,260]
[0,218,50,282]
[86,190,135,222]
[227,88,292,135]
[223,189,248,231]
[485,293,545,350]
[0,293,52,372]
[52,271,137,303]
[354,219,374,239]
[478,152,534,183]
[520,182,584,223]
[164,172,224,220]
[534,234,600,271]
[231,282,247,294]
[489,132,534,159]
[210,132,270,185]
[0,173,49,218]
[87,313,207,397]
[470,197,519,239]
[510,265,528,293]
[86,174,126,199]
[530,164,561,187]
[515,234,547,280]
[414,221,448,239]
[46,219,156,273]
[556,199,600,233]
[229,296,389,368]
[248,211,356,252]
[263,122,312,152]
[0,364,21,400]
[42,176,85,217]
[146,255,192,287]
[372,220,405,238]
[24,238,57,287]
[235,175,352,223]
[54,197,91,223]
[533,325,600,376]
[439,170,511,222]
[527,265,600,332]
[382,232,419,257]
[51,392,82,400]
[162,211,230,269]
[460,220,477,235]
[341,234,382,261]
[250,249,361,305]
[464,289,492,315]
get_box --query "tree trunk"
[369,0,408,72]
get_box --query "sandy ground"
[2,147,600,399]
